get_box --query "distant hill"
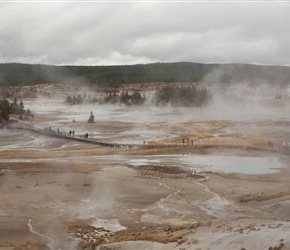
[0,62,289,87]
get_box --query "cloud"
[0,2,290,66]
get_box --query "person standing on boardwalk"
[191,138,194,146]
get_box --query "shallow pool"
[180,155,288,174]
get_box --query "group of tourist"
[68,130,75,137]
[182,137,195,145]
[268,141,274,149]
[68,130,89,139]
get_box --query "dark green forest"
[66,86,212,107]
[0,97,33,122]
[1,62,290,87]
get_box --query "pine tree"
[87,111,94,123]
[0,100,10,121]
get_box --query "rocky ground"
[0,83,290,250]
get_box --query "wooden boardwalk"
[3,123,288,154]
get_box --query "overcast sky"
[0,1,290,66]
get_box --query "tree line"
[155,86,211,107]
[1,62,290,87]
[66,85,212,107]
[66,91,146,105]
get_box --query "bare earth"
[0,84,290,250]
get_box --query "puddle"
[127,159,161,166]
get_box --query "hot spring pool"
[180,155,288,174]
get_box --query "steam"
[27,219,55,249]
[2,80,290,249]
[16,80,290,144]
[75,173,117,219]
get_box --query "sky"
[0,1,290,66]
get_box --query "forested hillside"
[0,62,290,87]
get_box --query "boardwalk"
[2,123,289,154]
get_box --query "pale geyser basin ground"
[1,87,290,249]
